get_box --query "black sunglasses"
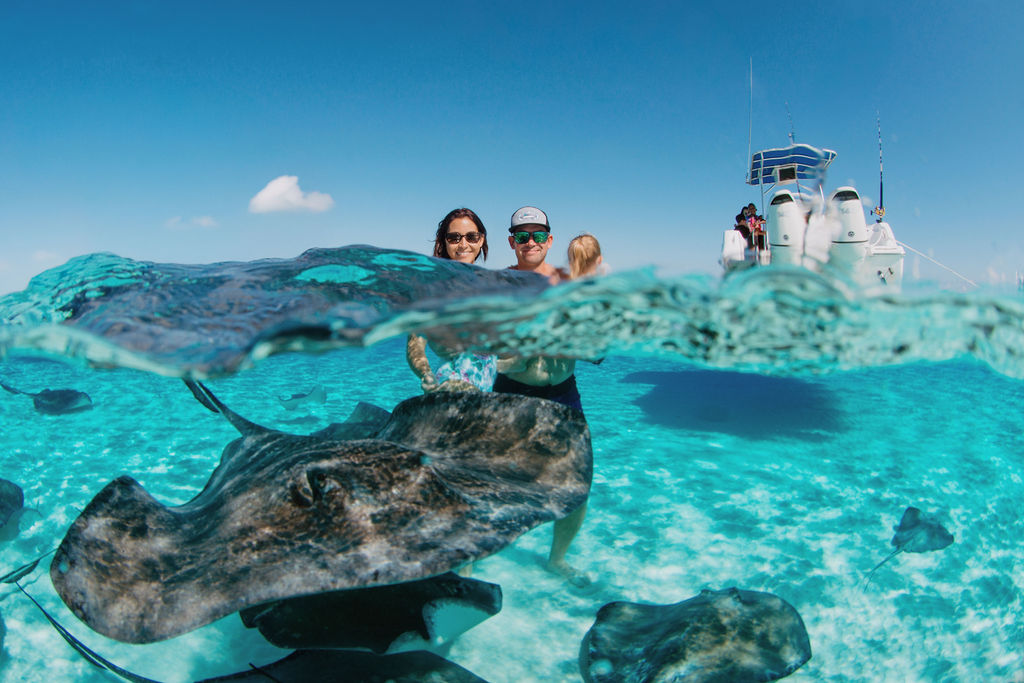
[511,230,550,245]
[445,232,484,245]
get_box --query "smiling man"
[506,206,565,283]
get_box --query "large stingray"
[50,384,591,644]
[579,588,812,683]
[196,649,488,683]
[864,506,955,586]
[1,381,93,414]
[240,571,501,654]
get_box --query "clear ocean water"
[1,248,1022,682]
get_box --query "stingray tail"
[182,379,264,436]
[861,548,902,590]
[1,381,25,395]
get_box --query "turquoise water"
[1,249,1023,681]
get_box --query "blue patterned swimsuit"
[434,352,497,391]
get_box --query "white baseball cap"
[509,206,550,232]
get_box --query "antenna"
[747,57,753,180]
[873,113,885,222]
[785,101,795,143]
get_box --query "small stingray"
[579,588,811,683]
[240,571,501,654]
[50,384,591,643]
[864,506,955,586]
[196,649,488,683]
[277,383,327,411]
[0,382,93,415]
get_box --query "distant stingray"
[196,649,488,683]
[0,479,23,528]
[0,478,40,542]
[864,506,955,586]
[240,571,501,654]
[277,383,327,411]
[0,479,26,542]
[50,384,591,643]
[579,588,811,683]
[0,382,93,415]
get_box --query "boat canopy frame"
[746,143,837,212]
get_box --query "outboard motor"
[828,187,869,270]
[829,187,869,243]
[766,190,804,266]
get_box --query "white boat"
[721,143,905,288]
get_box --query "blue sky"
[1,0,1021,295]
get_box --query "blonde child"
[567,233,603,279]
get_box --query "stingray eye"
[288,483,313,508]
[305,468,336,501]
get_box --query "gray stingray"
[240,571,501,654]
[196,649,488,683]
[50,383,591,644]
[864,506,955,586]
[0,381,92,415]
[579,588,812,683]
[0,478,38,542]
[277,383,327,410]
[0,479,23,529]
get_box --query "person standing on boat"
[746,203,766,248]
[406,208,497,393]
[496,205,591,586]
[735,205,752,245]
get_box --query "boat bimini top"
[747,143,837,188]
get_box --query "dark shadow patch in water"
[623,369,845,441]
[2,353,74,368]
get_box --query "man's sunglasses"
[511,230,550,245]
[445,232,484,245]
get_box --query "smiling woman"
[407,208,497,393]
[431,207,489,264]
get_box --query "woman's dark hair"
[433,208,488,261]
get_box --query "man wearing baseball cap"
[506,205,566,284]
[495,205,589,586]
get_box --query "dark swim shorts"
[492,373,584,414]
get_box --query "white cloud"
[165,216,183,228]
[192,215,218,228]
[249,175,334,213]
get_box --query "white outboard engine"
[829,187,869,242]
[766,190,804,266]
[827,187,869,270]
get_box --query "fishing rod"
[872,113,885,222]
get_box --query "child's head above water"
[567,233,603,279]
